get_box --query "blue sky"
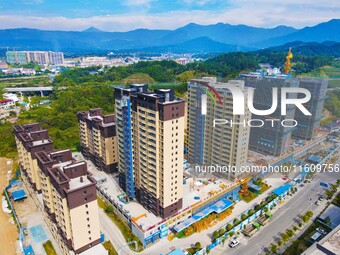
[0,0,339,31]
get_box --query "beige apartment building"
[36,149,103,255]
[188,78,250,180]
[13,123,53,194]
[14,123,107,255]
[77,109,118,173]
[114,85,185,218]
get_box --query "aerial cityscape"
[0,1,339,255]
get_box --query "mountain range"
[0,19,339,54]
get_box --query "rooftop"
[68,176,92,191]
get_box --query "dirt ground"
[0,157,19,255]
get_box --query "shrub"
[213,231,219,240]
[195,242,201,249]
[233,218,240,226]
[241,214,248,221]
[248,209,255,216]
[226,224,233,231]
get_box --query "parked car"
[318,195,324,201]
[316,228,327,235]
[315,200,321,206]
[229,240,240,248]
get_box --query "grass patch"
[175,230,186,239]
[43,240,57,255]
[239,192,258,203]
[102,241,118,255]
[260,183,270,193]
[97,197,143,251]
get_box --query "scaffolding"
[121,96,135,200]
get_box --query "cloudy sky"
[0,0,339,31]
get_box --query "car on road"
[315,200,321,206]
[316,228,327,235]
[229,240,240,248]
[318,195,324,201]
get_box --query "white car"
[315,200,321,206]
[316,228,327,235]
[229,240,240,248]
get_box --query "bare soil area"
[0,157,18,255]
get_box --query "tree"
[270,244,278,254]
[248,209,255,216]
[219,228,226,236]
[226,224,233,231]
[233,218,241,226]
[229,231,234,240]
[281,233,289,242]
[213,231,219,240]
[195,242,201,250]
[105,206,114,213]
[241,214,248,221]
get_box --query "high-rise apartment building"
[114,84,148,199]
[77,109,118,174]
[243,77,299,156]
[187,78,250,180]
[36,149,104,255]
[6,51,64,65]
[292,78,328,140]
[114,85,185,218]
[13,123,53,193]
[14,123,107,255]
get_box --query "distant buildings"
[114,84,185,218]
[13,123,107,255]
[187,77,250,180]
[0,99,15,110]
[77,109,118,174]
[6,51,64,65]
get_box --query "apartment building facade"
[6,51,64,65]
[114,85,185,218]
[36,149,102,254]
[187,78,250,180]
[292,78,328,140]
[243,77,299,156]
[114,84,148,199]
[13,123,107,255]
[13,123,53,194]
[77,109,118,173]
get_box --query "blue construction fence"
[191,183,296,255]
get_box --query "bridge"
[4,86,66,96]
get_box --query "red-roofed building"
[0,99,15,109]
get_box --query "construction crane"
[284,47,293,74]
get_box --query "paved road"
[99,209,135,255]
[213,170,338,255]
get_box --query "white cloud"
[0,1,339,31]
[123,0,154,6]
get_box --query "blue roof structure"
[273,184,292,196]
[248,182,261,191]
[173,198,233,233]
[166,248,186,255]
[308,155,322,164]
[11,189,27,201]
[24,245,35,255]
[9,180,22,187]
